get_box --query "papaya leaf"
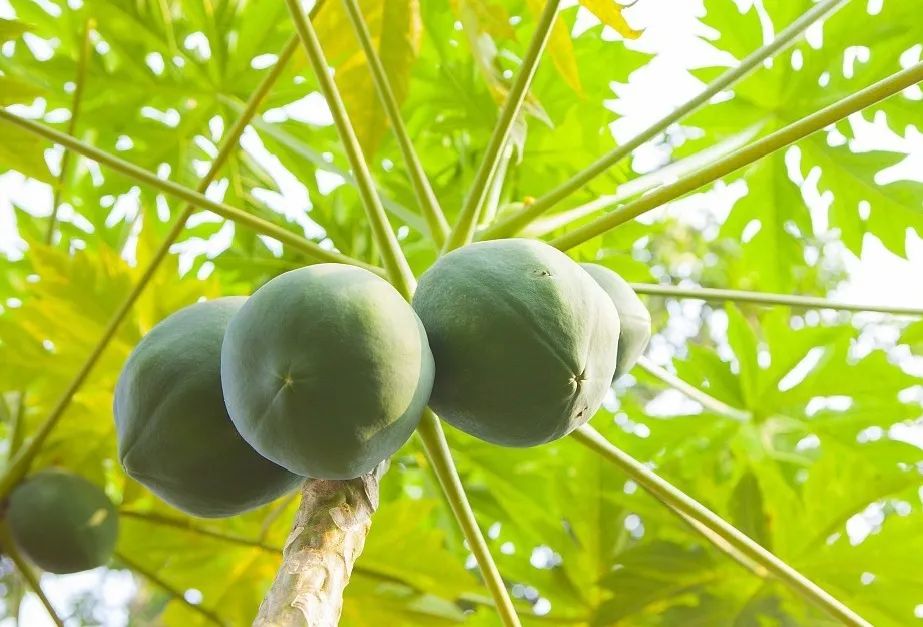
[0,18,29,41]
[577,0,641,39]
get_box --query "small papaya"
[220,264,434,479]
[581,263,651,381]
[412,239,621,447]
[6,470,117,574]
[114,298,302,518]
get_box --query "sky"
[1,0,922,624]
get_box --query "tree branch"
[548,62,923,251]
[479,0,847,240]
[254,466,383,626]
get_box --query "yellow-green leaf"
[0,18,28,42]
[450,0,517,40]
[0,76,44,106]
[579,0,641,39]
[315,0,422,157]
[0,119,52,182]
[525,0,582,94]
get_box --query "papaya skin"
[581,263,651,382]
[412,239,621,447]
[220,264,434,480]
[7,469,118,574]
[114,298,302,518]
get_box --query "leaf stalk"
[287,4,522,622]
[340,0,451,246]
[632,282,923,317]
[46,17,94,244]
[286,0,416,296]
[549,62,923,250]
[443,0,562,252]
[416,411,522,627]
[479,0,848,240]
[636,356,751,422]
[0,523,65,627]
[571,425,872,627]
[116,551,226,625]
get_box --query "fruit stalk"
[254,465,384,627]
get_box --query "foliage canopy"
[0,0,921,624]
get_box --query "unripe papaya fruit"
[7,470,117,574]
[221,264,434,479]
[412,239,621,446]
[114,298,302,518]
[581,263,651,381]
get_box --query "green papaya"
[7,470,118,574]
[114,298,302,518]
[581,263,651,381]
[412,239,621,447]
[221,264,434,479]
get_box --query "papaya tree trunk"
[254,463,385,627]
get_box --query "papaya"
[412,239,621,447]
[581,263,651,381]
[220,264,434,479]
[114,298,302,518]
[6,469,118,574]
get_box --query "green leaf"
[805,138,923,257]
[0,18,28,42]
[728,471,771,548]
[0,119,52,181]
[0,76,44,105]
[725,304,760,408]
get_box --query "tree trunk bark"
[253,463,385,627]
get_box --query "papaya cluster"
[113,239,651,518]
